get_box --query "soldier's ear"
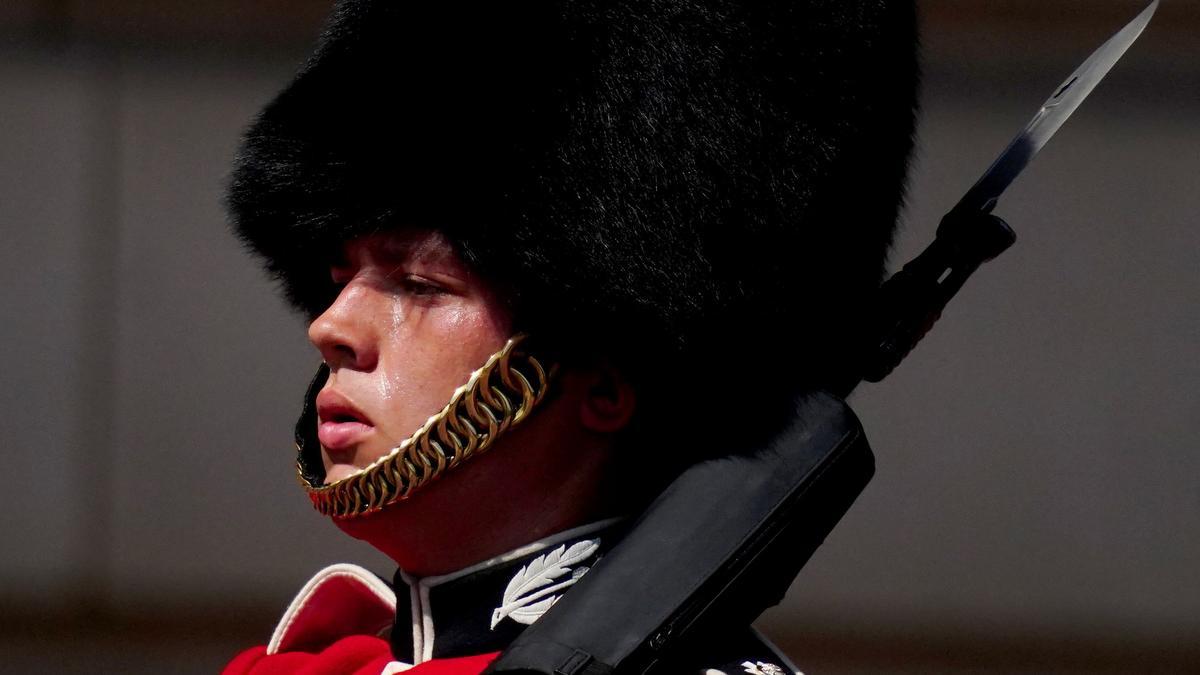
[579,365,636,434]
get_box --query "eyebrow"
[380,235,455,265]
[365,233,475,284]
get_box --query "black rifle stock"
[488,393,872,675]
[485,211,1015,675]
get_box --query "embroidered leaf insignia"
[490,538,600,629]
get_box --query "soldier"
[222,1,918,673]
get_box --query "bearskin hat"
[228,0,918,454]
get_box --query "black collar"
[388,519,624,664]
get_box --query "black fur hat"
[228,0,918,451]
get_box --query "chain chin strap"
[297,334,556,519]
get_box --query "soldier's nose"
[307,284,378,371]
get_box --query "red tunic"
[222,638,497,675]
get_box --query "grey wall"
[774,57,1200,640]
[1,3,1197,673]
[0,45,394,608]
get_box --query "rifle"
[485,4,1158,673]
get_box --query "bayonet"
[859,0,1159,385]
[957,0,1159,215]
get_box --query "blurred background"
[1,1,1196,673]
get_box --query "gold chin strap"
[300,334,556,518]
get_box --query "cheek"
[373,297,511,435]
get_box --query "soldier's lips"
[317,419,374,451]
[316,389,375,451]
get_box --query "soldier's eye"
[401,275,444,297]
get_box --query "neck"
[333,412,627,576]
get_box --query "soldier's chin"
[318,434,395,485]
[323,462,366,484]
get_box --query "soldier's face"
[307,229,512,484]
